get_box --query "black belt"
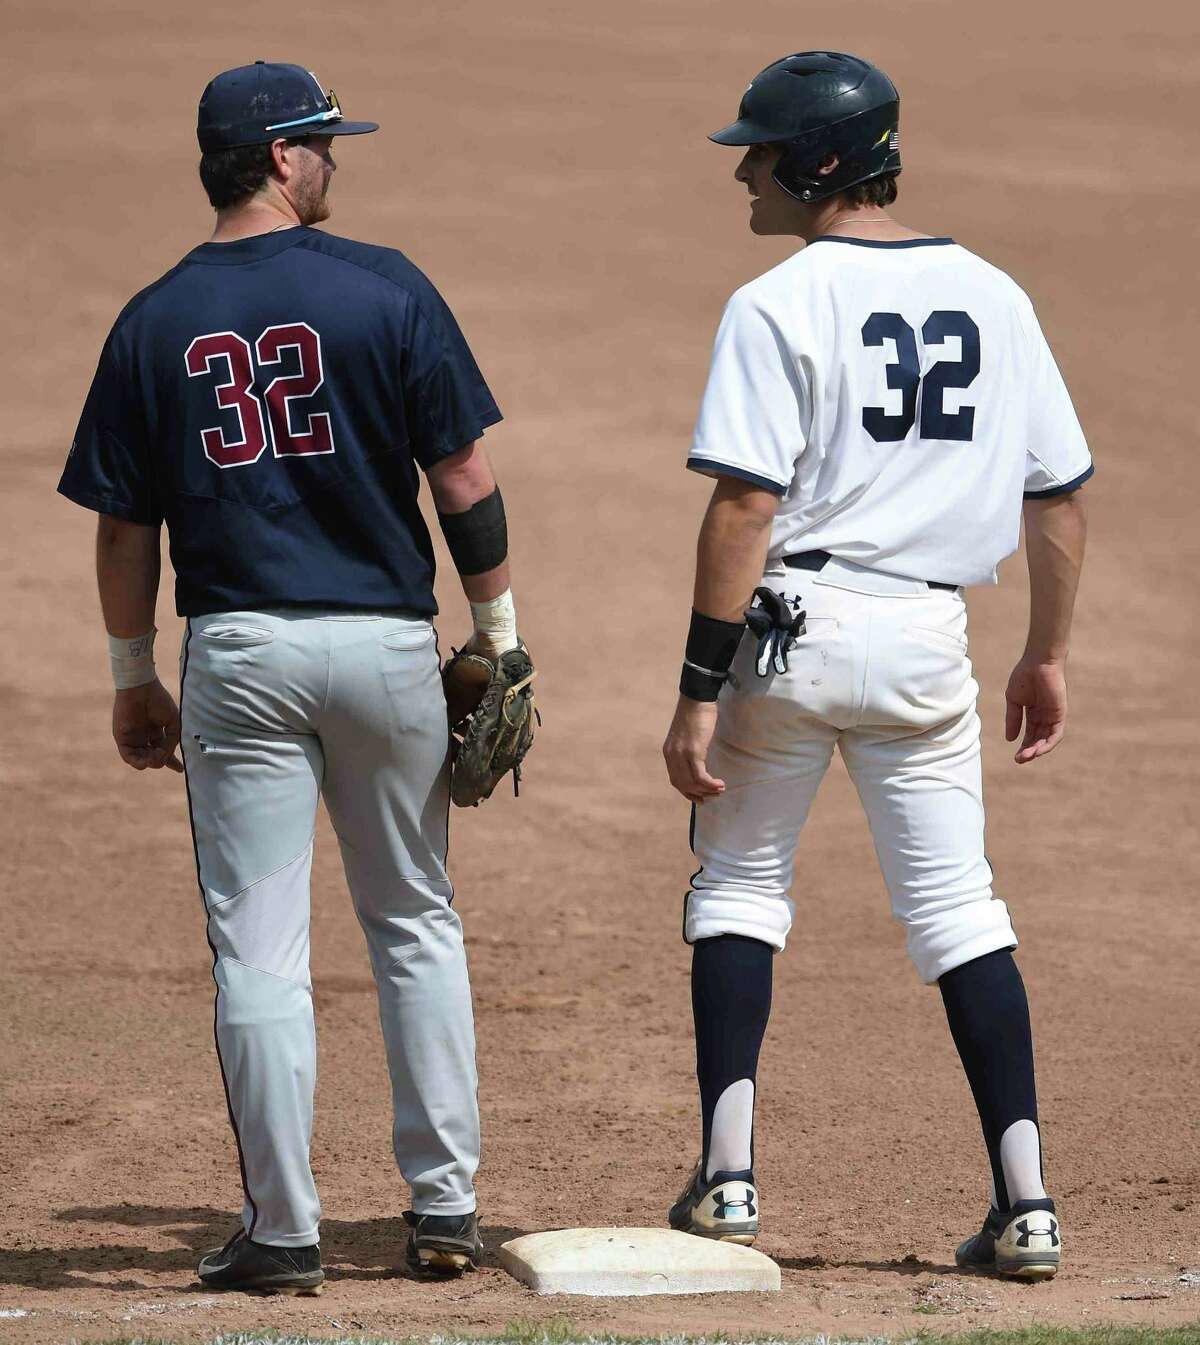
[783,550,958,591]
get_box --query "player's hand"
[1004,655,1068,764]
[113,678,183,773]
[663,696,725,804]
[463,629,520,663]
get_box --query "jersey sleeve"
[57,334,161,525]
[687,289,808,496]
[401,289,503,471]
[1020,305,1093,498]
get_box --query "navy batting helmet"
[710,52,900,204]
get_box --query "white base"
[498,1227,781,1297]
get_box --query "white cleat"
[668,1159,760,1245]
[956,1198,1061,1280]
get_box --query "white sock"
[999,1118,1047,1203]
[705,1079,754,1180]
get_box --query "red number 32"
[184,322,334,469]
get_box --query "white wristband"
[468,589,519,656]
[108,629,157,690]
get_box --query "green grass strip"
[59,1322,1200,1345]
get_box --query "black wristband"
[437,487,508,576]
[679,662,725,701]
[679,610,746,702]
[686,609,745,673]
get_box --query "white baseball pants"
[180,610,479,1247]
[687,558,1017,984]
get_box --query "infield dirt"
[2,0,1198,1340]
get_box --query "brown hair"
[842,172,899,208]
[198,137,308,210]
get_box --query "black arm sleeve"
[436,486,508,576]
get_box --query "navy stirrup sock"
[692,933,773,1178]
[939,948,1041,1210]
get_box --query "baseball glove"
[442,644,538,807]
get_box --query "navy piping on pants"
[179,617,261,1239]
[682,801,704,945]
[431,624,455,903]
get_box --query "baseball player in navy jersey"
[663,53,1091,1278]
[58,62,522,1292]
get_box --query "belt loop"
[782,550,831,574]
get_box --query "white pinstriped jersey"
[688,237,1093,586]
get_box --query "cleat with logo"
[668,1159,759,1245]
[956,1198,1060,1280]
[197,1229,324,1295]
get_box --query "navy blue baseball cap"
[197,61,379,152]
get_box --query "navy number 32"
[860,310,980,443]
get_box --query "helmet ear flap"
[771,168,818,204]
[770,131,831,204]
[770,101,901,205]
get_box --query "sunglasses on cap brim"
[264,88,343,134]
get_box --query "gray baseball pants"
[180,609,479,1247]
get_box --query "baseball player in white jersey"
[663,53,1091,1279]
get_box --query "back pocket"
[197,622,275,648]
[907,625,968,654]
[381,624,434,651]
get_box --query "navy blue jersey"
[58,227,501,617]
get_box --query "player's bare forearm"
[456,561,510,604]
[427,440,511,602]
[95,516,161,635]
[1004,489,1087,764]
[94,516,182,773]
[664,479,777,805]
[1022,490,1087,661]
[693,477,778,621]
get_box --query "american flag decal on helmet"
[889,129,900,150]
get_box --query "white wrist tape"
[108,629,157,690]
[469,589,519,655]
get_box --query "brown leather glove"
[441,644,538,807]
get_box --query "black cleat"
[956,1198,1061,1280]
[668,1158,759,1245]
[404,1209,483,1277]
[197,1228,324,1295]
